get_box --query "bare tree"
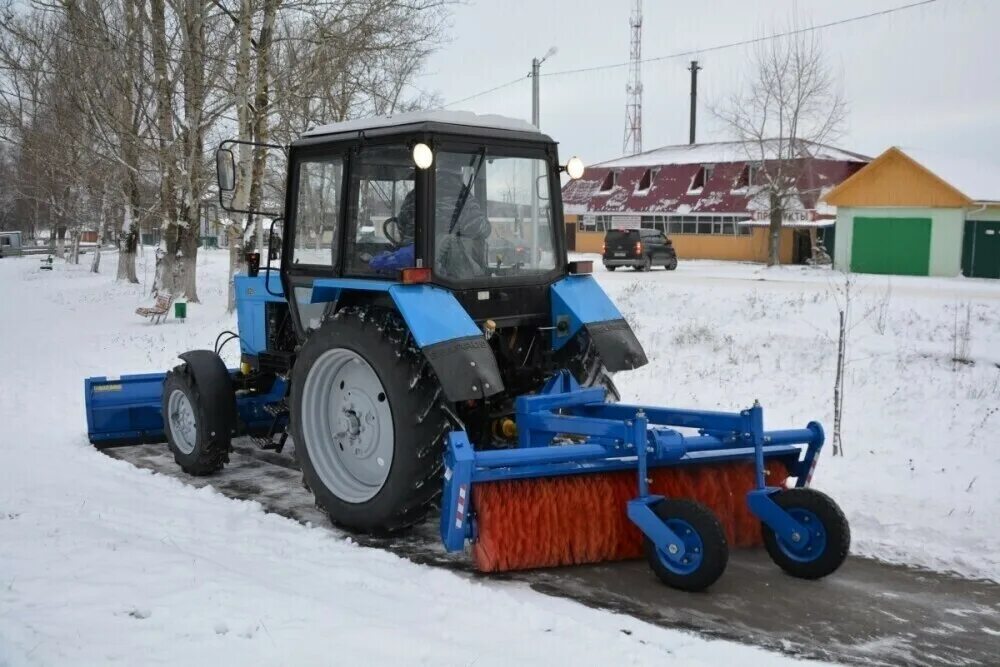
[715,27,846,266]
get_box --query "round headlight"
[413,143,433,169]
[566,156,585,180]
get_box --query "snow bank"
[0,251,807,666]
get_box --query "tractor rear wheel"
[162,364,231,475]
[290,307,448,534]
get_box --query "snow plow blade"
[85,373,172,448]
[84,371,279,448]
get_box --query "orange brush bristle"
[472,461,790,572]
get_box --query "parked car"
[602,228,677,271]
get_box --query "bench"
[136,292,174,324]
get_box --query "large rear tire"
[290,307,448,534]
[163,364,231,475]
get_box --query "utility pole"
[531,57,540,127]
[529,48,555,265]
[623,0,643,155]
[688,60,701,145]
[529,47,556,128]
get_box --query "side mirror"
[216,148,236,192]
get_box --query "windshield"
[433,150,556,281]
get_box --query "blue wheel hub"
[656,518,704,575]
[776,508,827,563]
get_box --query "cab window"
[291,156,344,268]
[344,146,416,276]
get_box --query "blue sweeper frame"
[440,371,826,567]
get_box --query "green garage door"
[962,220,1000,279]
[851,217,931,276]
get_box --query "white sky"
[415,0,1000,166]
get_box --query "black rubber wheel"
[605,265,617,271]
[665,257,678,270]
[290,307,448,534]
[762,488,850,579]
[643,498,729,592]
[635,255,651,271]
[162,364,231,475]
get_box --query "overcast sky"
[415,0,999,166]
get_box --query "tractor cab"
[280,111,573,331]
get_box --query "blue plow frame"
[441,371,825,562]
[85,372,286,447]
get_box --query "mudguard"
[176,350,238,438]
[550,275,648,371]
[310,279,504,402]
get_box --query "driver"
[369,164,491,279]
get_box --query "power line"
[442,74,528,108]
[441,0,943,105]
[543,0,943,78]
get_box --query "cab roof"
[299,110,551,144]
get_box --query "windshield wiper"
[448,148,486,234]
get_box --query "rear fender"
[550,275,647,371]
[310,278,504,402]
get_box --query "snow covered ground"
[0,250,824,667]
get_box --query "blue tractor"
[85,111,849,591]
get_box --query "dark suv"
[603,228,677,271]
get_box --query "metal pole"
[531,57,540,127]
[688,60,701,145]
[530,57,540,265]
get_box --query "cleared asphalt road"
[108,441,1000,666]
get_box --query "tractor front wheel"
[761,488,850,579]
[163,365,231,475]
[290,308,448,534]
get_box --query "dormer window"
[688,166,708,193]
[734,163,759,189]
[599,170,617,192]
[636,168,656,193]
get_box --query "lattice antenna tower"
[623,0,643,155]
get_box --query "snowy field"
[0,249,820,667]
[1,247,998,665]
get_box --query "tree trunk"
[116,191,140,283]
[227,0,254,313]
[69,229,81,264]
[55,225,66,259]
[767,192,782,267]
[91,199,106,273]
[226,221,246,312]
[151,0,176,295]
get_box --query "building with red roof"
[562,140,869,263]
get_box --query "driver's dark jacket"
[394,174,490,279]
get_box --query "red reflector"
[400,267,432,284]
[635,241,642,253]
[567,260,593,274]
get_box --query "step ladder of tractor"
[248,400,290,453]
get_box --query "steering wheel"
[382,217,405,249]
